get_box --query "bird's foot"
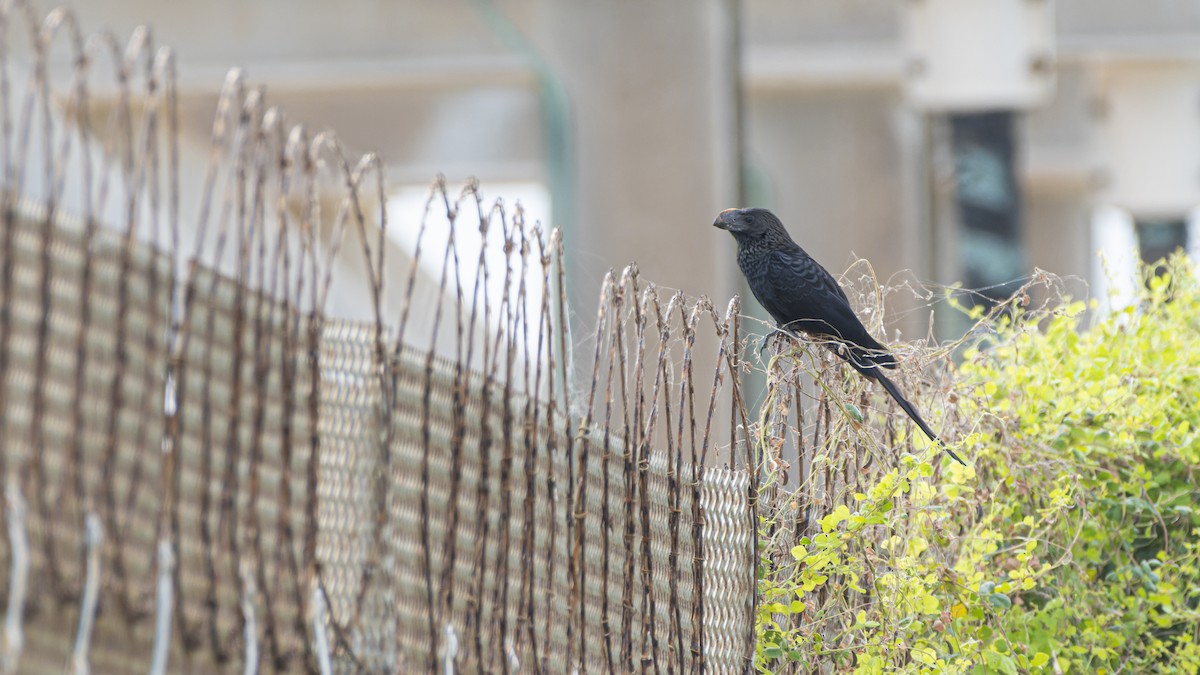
[758,328,787,357]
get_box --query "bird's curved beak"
[713,208,740,230]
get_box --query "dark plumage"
[714,207,966,466]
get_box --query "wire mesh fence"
[0,4,758,673]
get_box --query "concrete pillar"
[532,1,743,467]
[536,0,741,316]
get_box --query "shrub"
[754,256,1200,674]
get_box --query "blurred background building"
[54,0,1200,340]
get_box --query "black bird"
[714,207,966,466]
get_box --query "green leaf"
[818,504,851,533]
[987,593,1012,610]
[984,650,1019,675]
[920,594,940,614]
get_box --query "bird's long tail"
[870,370,968,467]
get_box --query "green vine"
[753,255,1200,674]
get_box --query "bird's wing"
[764,247,876,344]
[779,247,850,303]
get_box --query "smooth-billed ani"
[714,207,966,466]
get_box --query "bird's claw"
[758,328,785,357]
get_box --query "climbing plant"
[754,255,1200,674]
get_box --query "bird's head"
[713,207,787,242]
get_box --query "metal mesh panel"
[0,213,754,673]
[0,5,757,671]
[0,209,173,672]
[310,332,755,673]
[171,264,315,668]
